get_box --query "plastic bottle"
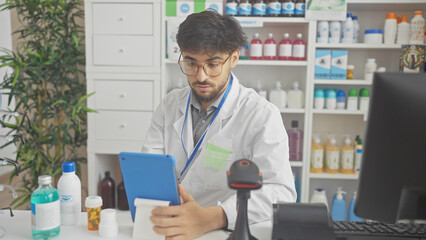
[347,65,354,80]
[117,181,129,210]
[331,187,347,221]
[313,89,325,109]
[347,88,358,111]
[264,33,277,60]
[359,88,370,112]
[310,189,328,209]
[288,120,303,161]
[397,14,410,44]
[336,90,346,110]
[317,21,329,43]
[340,136,354,174]
[278,33,292,60]
[384,12,397,44]
[281,0,295,17]
[310,134,324,173]
[294,0,305,17]
[409,11,425,44]
[354,137,363,174]
[292,33,306,61]
[99,171,115,209]
[325,135,339,174]
[325,89,337,110]
[352,16,360,43]
[238,0,252,16]
[58,161,81,225]
[255,80,267,98]
[249,33,263,60]
[342,13,354,43]
[293,171,301,202]
[225,0,238,16]
[267,0,281,17]
[287,81,305,108]
[99,209,119,238]
[329,21,341,44]
[31,175,61,239]
[252,0,267,17]
[364,58,377,81]
[348,191,363,222]
[85,196,103,231]
[239,40,250,60]
[269,81,287,110]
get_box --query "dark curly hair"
[176,10,246,55]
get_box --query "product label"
[32,200,60,231]
[293,44,305,58]
[311,149,324,169]
[341,150,354,170]
[238,3,252,15]
[250,44,262,57]
[331,50,348,80]
[225,3,238,15]
[252,3,266,16]
[267,2,281,15]
[60,194,75,215]
[354,148,362,172]
[326,151,339,170]
[295,3,305,15]
[279,44,292,57]
[281,2,295,14]
[315,49,331,79]
[264,44,277,57]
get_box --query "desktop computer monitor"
[355,72,426,223]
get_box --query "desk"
[0,210,272,240]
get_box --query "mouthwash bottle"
[31,175,60,239]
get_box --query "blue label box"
[315,49,331,79]
[331,50,348,80]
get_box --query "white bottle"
[58,161,82,225]
[384,12,398,44]
[397,14,410,44]
[409,11,425,44]
[329,21,341,44]
[342,13,354,43]
[310,188,329,209]
[317,21,329,43]
[269,81,287,110]
[352,16,360,43]
[347,88,358,111]
[287,81,305,109]
[364,58,377,81]
[255,80,267,99]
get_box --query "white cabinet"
[85,0,161,195]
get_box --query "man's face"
[180,51,239,104]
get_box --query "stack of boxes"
[315,50,348,80]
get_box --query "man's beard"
[191,79,228,103]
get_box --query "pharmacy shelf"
[281,108,306,114]
[290,161,304,167]
[315,43,401,49]
[310,173,359,180]
[163,59,308,66]
[314,79,373,85]
[347,0,426,11]
[235,17,309,24]
[312,109,366,115]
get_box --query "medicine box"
[331,50,348,80]
[315,49,331,79]
[166,0,223,17]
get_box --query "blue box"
[331,50,348,80]
[315,50,331,79]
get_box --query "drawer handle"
[118,17,125,21]
[119,48,124,53]
[120,123,127,128]
[120,93,126,98]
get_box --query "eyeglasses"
[178,54,231,77]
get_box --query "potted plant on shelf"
[0,0,96,208]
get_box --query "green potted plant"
[0,0,95,207]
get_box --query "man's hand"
[150,184,227,240]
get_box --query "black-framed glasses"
[0,158,18,176]
[0,110,32,130]
[178,54,231,77]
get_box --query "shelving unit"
[310,173,359,180]
[314,79,372,85]
[315,43,401,49]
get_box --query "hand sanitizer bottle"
[287,81,305,108]
[332,187,347,221]
[325,135,339,174]
[340,136,354,174]
[269,81,287,111]
[348,191,363,222]
[310,134,324,173]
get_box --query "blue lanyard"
[179,75,233,179]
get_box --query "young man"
[142,10,296,240]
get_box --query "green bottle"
[31,175,60,239]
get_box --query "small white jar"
[364,29,383,44]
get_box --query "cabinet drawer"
[93,3,153,35]
[94,111,152,141]
[94,80,154,111]
[93,35,154,66]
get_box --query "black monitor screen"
[355,72,426,223]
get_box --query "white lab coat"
[142,73,296,229]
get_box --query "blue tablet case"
[118,152,180,222]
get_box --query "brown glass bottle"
[99,171,115,209]
[117,181,129,210]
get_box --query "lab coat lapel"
[173,88,195,157]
